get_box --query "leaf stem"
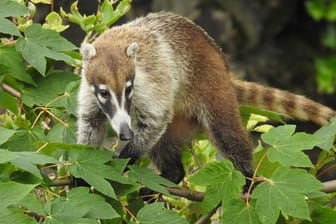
[246,151,267,206]
[122,204,138,223]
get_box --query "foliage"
[0,1,335,224]
[306,0,336,93]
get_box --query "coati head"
[80,42,139,141]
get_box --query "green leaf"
[201,183,226,215]
[6,127,46,152]
[128,166,177,196]
[305,0,326,21]
[326,0,336,21]
[305,207,336,224]
[0,0,30,17]
[44,197,97,224]
[190,160,245,214]
[0,208,37,224]
[189,160,245,187]
[252,168,323,224]
[64,80,80,115]
[47,123,77,144]
[43,12,69,32]
[67,187,119,219]
[240,105,286,126]
[315,56,336,93]
[0,181,36,210]
[261,125,319,167]
[68,149,117,199]
[101,0,114,24]
[18,193,45,216]
[222,200,262,224]
[314,116,336,151]
[16,24,76,75]
[0,88,18,114]
[0,46,35,85]
[322,25,336,48]
[137,203,188,224]
[0,18,21,36]
[0,149,58,179]
[0,127,16,145]
[21,71,78,107]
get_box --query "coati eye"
[99,89,110,99]
[125,80,133,99]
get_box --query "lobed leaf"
[21,71,78,107]
[0,88,18,114]
[68,149,117,199]
[0,46,35,85]
[222,200,261,224]
[137,203,188,224]
[67,187,119,219]
[43,198,97,224]
[252,167,323,224]
[314,116,336,151]
[0,181,36,210]
[5,127,46,152]
[0,208,37,224]
[0,127,16,145]
[0,18,21,36]
[0,0,30,17]
[188,160,245,187]
[0,149,58,179]
[261,125,320,167]
[128,165,177,196]
[16,24,76,75]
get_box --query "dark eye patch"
[125,80,133,99]
[99,89,110,99]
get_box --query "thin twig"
[189,142,202,169]
[322,180,336,193]
[0,83,21,98]
[194,206,219,224]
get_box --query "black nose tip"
[119,123,134,141]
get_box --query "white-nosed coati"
[77,11,336,192]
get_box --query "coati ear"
[80,43,96,60]
[126,42,138,59]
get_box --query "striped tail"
[233,79,336,126]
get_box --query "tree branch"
[165,186,204,201]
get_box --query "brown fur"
[233,79,336,125]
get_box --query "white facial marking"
[110,110,131,135]
[98,84,108,90]
[95,83,132,136]
[89,85,95,92]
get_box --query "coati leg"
[139,133,186,201]
[149,134,186,185]
[77,109,106,145]
[202,90,254,192]
[149,115,199,184]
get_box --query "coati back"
[77,12,335,192]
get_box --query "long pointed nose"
[119,122,134,141]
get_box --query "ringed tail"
[233,79,336,126]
